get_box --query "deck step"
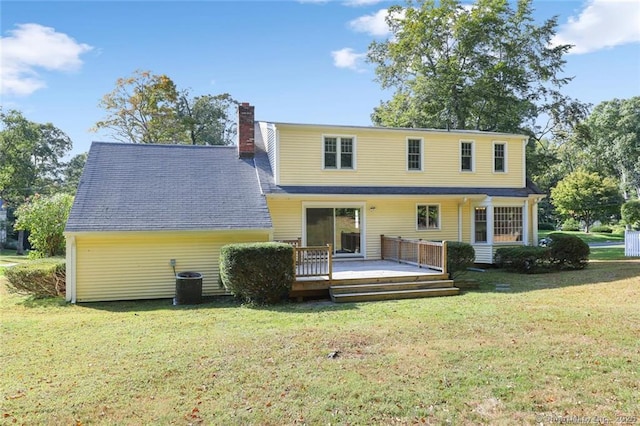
[330,280,454,294]
[331,287,460,303]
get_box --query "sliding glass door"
[305,207,363,257]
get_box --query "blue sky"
[1,0,639,158]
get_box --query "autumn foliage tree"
[94,70,237,145]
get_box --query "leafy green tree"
[577,97,640,199]
[15,193,74,257]
[551,170,623,232]
[178,93,238,145]
[621,200,640,230]
[61,153,88,194]
[0,110,72,253]
[367,0,578,136]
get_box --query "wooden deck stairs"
[329,275,459,303]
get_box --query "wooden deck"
[291,259,455,301]
[285,237,455,302]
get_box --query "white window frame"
[322,135,357,170]
[416,203,441,231]
[460,140,475,172]
[473,206,488,244]
[493,141,507,173]
[406,137,424,172]
[493,206,523,243]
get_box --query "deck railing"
[381,235,447,275]
[293,244,333,279]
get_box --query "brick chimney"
[238,102,255,158]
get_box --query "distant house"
[65,103,544,302]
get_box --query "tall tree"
[367,0,577,136]
[94,70,238,146]
[61,152,88,194]
[551,169,623,232]
[577,97,640,199]
[0,109,72,253]
[93,70,185,144]
[178,93,238,145]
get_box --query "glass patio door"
[305,207,362,257]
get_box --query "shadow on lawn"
[466,260,640,294]
[74,295,357,314]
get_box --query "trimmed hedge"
[495,246,551,274]
[446,241,475,279]
[538,222,556,231]
[219,242,294,305]
[561,218,582,232]
[589,224,612,233]
[547,232,590,270]
[4,258,66,298]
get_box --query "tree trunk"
[16,229,25,255]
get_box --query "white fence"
[625,230,640,256]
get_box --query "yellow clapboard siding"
[268,196,463,259]
[74,231,269,302]
[275,125,524,188]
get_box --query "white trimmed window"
[324,136,354,170]
[474,207,487,243]
[417,204,440,230]
[494,142,506,172]
[407,138,422,171]
[460,141,474,172]
[494,207,523,242]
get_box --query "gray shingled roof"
[254,124,544,198]
[66,142,272,232]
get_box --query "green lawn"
[2,260,639,424]
[538,230,625,244]
[0,248,30,266]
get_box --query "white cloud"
[349,8,392,37]
[348,7,405,37]
[331,47,367,71]
[552,0,640,54]
[0,23,93,96]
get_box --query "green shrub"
[446,241,475,279]
[538,222,556,231]
[4,258,66,298]
[561,218,582,232]
[219,242,294,305]
[547,232,589,270]
[589,224,612,233]
[495,246,550,274]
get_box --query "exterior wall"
[274,124,525,188]
[268,196,462,259]
[69,230,270,302]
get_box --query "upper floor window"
[494,206,522,242]
[324,136,354,170]
[407,138,422,171]
[460,141,474,172]
[417,204,440,230]
[494,142,506,172]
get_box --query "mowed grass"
[2,261,639,425]
[539,230,625,244]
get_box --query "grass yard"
[538,230,625,244]
[0,249,30,266]
[2,260,639,425]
